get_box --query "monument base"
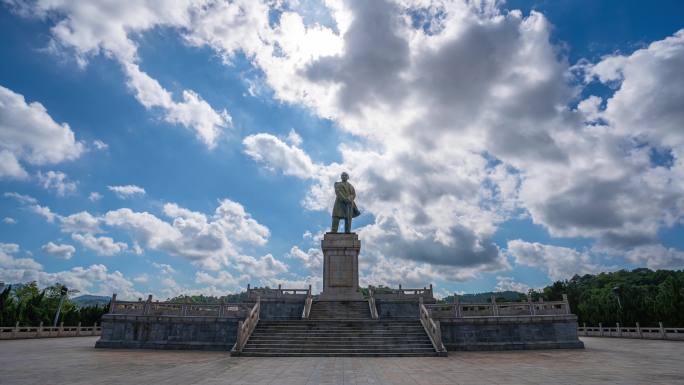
[320,232,363,300]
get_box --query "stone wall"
[376,299,434,319]
[260,299,305,320]
[95,314,240,351]
[438,314,584,351]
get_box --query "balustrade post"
[562,294,570,314]
[13,321,19,339]
[278,284,282,297]
[491,295,498,316]
[308,284,312,296]
[599,322,603,337]
[110,293,117,314]
[93,322,98,336]
[528,295,535,316]
[37,321,43,337]
[182,304,188,316]
[76,322,81,336]
[659,322,666,339]
[59,322,64,337]
[144,294,153,315]
[247,283,251,300]
[636,322,642,338]
[453,293,460,318]
[617,322,621,337]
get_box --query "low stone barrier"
[427,295,584,351]
[438,314,584,351]
[0,322,101,339]
[578,323,684,341]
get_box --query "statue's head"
[341,172,349,182]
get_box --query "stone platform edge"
[438,314,585,351]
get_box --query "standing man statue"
[331,172,360,233]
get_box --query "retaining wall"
[438,314,584,351]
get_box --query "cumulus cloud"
[104,199,270,270]
[0,243,42,270]
[3,217,17,225]
[494,276,530,293]
[36,170,77,196]
[243,133,320,179]
[92,140,108,150]
[108,184,146,199]
[0,85,83,178]
[9,1,231,149]
[507,240,608,281]
[71,233,128,257]
[40,242,76,260]
[88,192,103,202]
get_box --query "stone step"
[239,352,439,357]
[250,336,431,345]
[246,341,433,347]
[242,347,437,354]
[251,334,429,339]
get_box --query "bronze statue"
[331,172,360,233]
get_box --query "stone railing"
[367,286,379,320]
[427,294,571,318]
[232,297,260,354]
[372,284,434,300]
[108,294,253,318]
[302,291,313,319]
[578,322,684,341]
[0,322,101,340]
[419,297,446,355]
[247,284,311,300]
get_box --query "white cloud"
[132,273,149,283]
[4,191,37,205]
[3,217,17,225]
[152,262,176,275]
[507,239,607,281]
[494,276,530,293]
[11,1,231,149]
[0,85,83,178]
[88,192,103,202]
[40,242,76,260]
[104,199,270,270]
[0,243,42,270]
[194,270,242,289]
[92,139,108,150]
[36,170,77,196]
[108,184,146,199]
[0,150,29,179]
[71,233,128,256]
[286,245,323,273]
[60,211,102,234]
[243,133,320,179]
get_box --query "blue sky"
[1,0,683,299]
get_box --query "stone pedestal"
[320,233,362,300]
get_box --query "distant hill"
[72,295,111,308]
[441,290,525,303]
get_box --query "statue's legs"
[331,216,340,233]
[331,216,352,233]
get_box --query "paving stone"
[0,337,682,385]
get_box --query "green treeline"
[540,268,684,327]
[0,282,109,327]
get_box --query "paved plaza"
[0,337,682,385]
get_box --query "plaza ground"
[0,337,682,385]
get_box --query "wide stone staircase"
[239,300,439,357]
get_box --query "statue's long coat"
[332,181,360,218]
